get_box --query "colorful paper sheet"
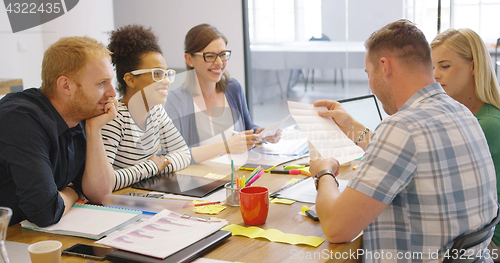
[221,224,325,247]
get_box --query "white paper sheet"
[287,101,364,164]
[271,177,349,204]
[96,209,228,259]
[258,114,290,137]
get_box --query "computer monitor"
[338,94,386,131]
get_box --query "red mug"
[239,186,269,225]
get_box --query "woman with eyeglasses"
[165,24,281,163]
[101,24,191,191]
[431,28,500,254]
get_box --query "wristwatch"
[314,169,339,190]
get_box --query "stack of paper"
[21,203,142,240]
[252,137,308,156]
[96,209,228,259]
[287,101,364,164]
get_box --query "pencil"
[231,159,234,188]
[194,201,221,207]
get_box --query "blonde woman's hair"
[431,28,500,110]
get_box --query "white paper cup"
[28,240,62,263]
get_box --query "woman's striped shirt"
[101,102,191,191]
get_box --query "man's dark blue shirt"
[0,88,85,226]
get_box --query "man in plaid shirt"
[309,19,497,262]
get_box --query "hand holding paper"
[287,101,364,165]
[314,100,353,128]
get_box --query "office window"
[248,0,322,43]
[406,0,500,44]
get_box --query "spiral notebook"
[21,203,142,240]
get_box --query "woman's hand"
[149,155,171,172]
[256,128,282,144]
[226,130,260,154]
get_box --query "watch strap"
[314,169,339,190]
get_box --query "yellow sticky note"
[204,173,227,179]
[194,205,225,215]
[270,198,296,205]
[221,224,325,247]
[285,178,300,185]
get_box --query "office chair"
[442,203,500,263]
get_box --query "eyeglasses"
[193,50,231,63]
[130,68,176,83]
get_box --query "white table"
[250,41,366,70]
[250,42,366,96]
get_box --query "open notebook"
[21,203,142,240]
[97,209,229,259]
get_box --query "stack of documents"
[210,122,309,168]
[97,209,228,259]
[21,203,142,240]
[252,137,308,156]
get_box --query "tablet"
[132,173,229,198]
[338,94,386,131]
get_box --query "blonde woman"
[431,28,500,252]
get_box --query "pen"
[194,201,221,207]
[231,130,267,144]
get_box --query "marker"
[270,169,300,175]
[246,167,263,184]
[245,169,264,186]
[305,210,319,221]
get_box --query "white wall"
[0,6,43,88]
[0,0,115,89]
[318,0,404,82]
[113,0,246,91]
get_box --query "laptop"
[338,94,386,131]
[132,173,229,198]
[105,230,231,263]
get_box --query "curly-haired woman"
[102,24,190,191]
